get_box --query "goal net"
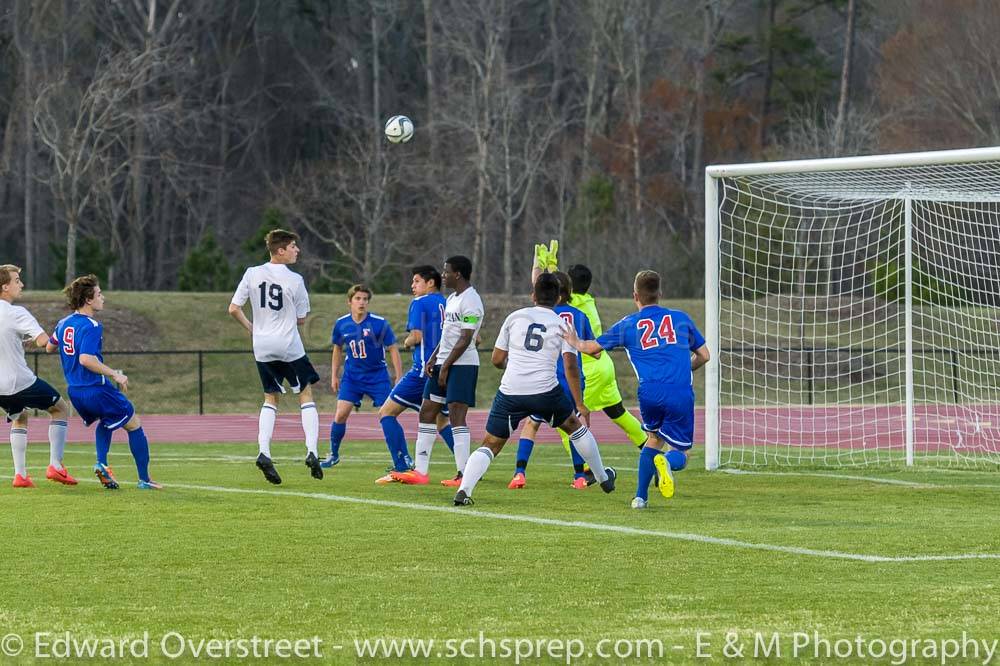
[704,147,1000,469]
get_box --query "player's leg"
[454,432,508,506]
[649,389,696,502]
[556,412,615,493]
[8,411,32,487]
[297,386,323,480]
[378,399,412,478]
[441,364,478,487]
[253,361,284,484]
[633,431,664,509]
[325,399,355,467]
[584,354,645,448]
[509,418,541,489]
[602,401,646,450]
[435,410,455,454]
[66,385,120,490]
[121,413,162,490]
[391,367,445,484]
[44,397,76,485]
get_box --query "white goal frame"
[704,146,1000,470]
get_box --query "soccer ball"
[384,115,414,144]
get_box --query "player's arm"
[32,332,49,348]
[440,329,473,373]
[330,345,343,392]
[491,347,508,370]
[423,342,440,377]
[403,329,422,350]
[79,354,128,391]
[388,344,402,382]
[228,303,252,335]
[561,325,604,357]
[691,344,710,371]
[562,351,589,425]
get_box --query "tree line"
[1,0,998,297]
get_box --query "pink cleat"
[13,474,35,488]
[507,473,526,489]
[390,469,430,485]
[46,465,78,485]
[570,477,588,490]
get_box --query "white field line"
[722,468,1000,491]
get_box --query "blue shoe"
[93,463,119,490]
[320,452,340,468]
[137,479,163,490]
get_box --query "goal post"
[705,146,1000,470]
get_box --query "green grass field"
[3,440,999,664]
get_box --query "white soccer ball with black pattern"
[384,115,414,144]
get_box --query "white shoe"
[630,497,648,509]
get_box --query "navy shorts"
[638,384,695,450]
[256,355,320,394]
[390,369,448,414]
[0,378,61,421]
[529,383,577,424]
[339,373,392,408]
[486,386,575,439]
[423,364,478,408]
[68,383,135,431]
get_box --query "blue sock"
[330,422,346,457]
[439,425,455,453]
[666,449,687,472]
[515,438,535,475]
[95,427,112,466]
[569,442,586,478]
[127,427,151,482]
[636,446,660,501]
[380,416,412,472]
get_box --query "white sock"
[10,427,28,477]
[452,425,471,474]
[569,426,608,483]
[258,404,277,458]
[414,423,437,475]
[300,402,319,456]
[458,447,494,495]
[49,420,68,468]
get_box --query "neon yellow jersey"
[568,293,603,337]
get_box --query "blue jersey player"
[325,284,402,468]
[509,270,598,490]
[563,270,710,508]
[48,275,161,490]
[374,266,456,484]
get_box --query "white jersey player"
[228,229,323,485]
[452,273,616,506]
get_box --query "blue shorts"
[638,385,695,450]
[529,383,577,424]
[0,378,61,421]
[68,383,135,431]
[339,373,392,408]
[256,355,320,394]
[390,369,448,414]
[423,364,478,408]
[487,386,574,440]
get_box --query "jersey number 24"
[637,315,676,349]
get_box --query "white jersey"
[436,286,484,367]
[0,300,44,395]
[495,306,575,396]
[231,263,310,362]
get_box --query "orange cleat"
[12,474,35,488]
[46,465,78,485]
[375,471,399,485]
[507,473,526,489]
[93,463,119,490]
[440,473,463,487]
[570,476,588,490]
[390,469,429,485]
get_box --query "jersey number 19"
[258,282,284,311]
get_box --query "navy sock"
[439,424,455,453]
[380,416,412,472]
[636,446,660,501]
[515,438,534,475]
[127,427,151,482]
[569,441,586,478]
[95,427,112,466]
[330,422,346,456]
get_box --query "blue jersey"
[553,304,594,391]
[53,313,107,388]
[332,313,396,380]
[407,293,446,373]
[597,305,705,387]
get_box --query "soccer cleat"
[583,468,598,486]
[453,489,474,506]
[320,452,340,468]
[570,476,588,490]
[507,472,526,489]
[46,465,78,485]
[94,463,119,490]
[653,454,675,499]
[374,471,399,485]
[137,479,163,490]
[305,452,324,480]
[390,469,429,485]
[12,474,35,488]
[440,472,463,487]
[255,453,282,485]
[630,497,648,509]
[599,467,617,494]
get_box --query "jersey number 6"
[524,323,546,352]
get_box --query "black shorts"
[0,378,61,421]
[485,386,575,439]
[256,355,320,394]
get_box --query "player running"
[391,256,483,487]
[1,264,76,488]
[325,284,402,469]
[229,229,323,485]
[562,270,710,508]
[375,266,456,485]
[453,273,616,506]
[51,275,161,490]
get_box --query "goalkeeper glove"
[533,243,550,270]
[545,239,559,272]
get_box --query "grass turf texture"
[3,440,999,663]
